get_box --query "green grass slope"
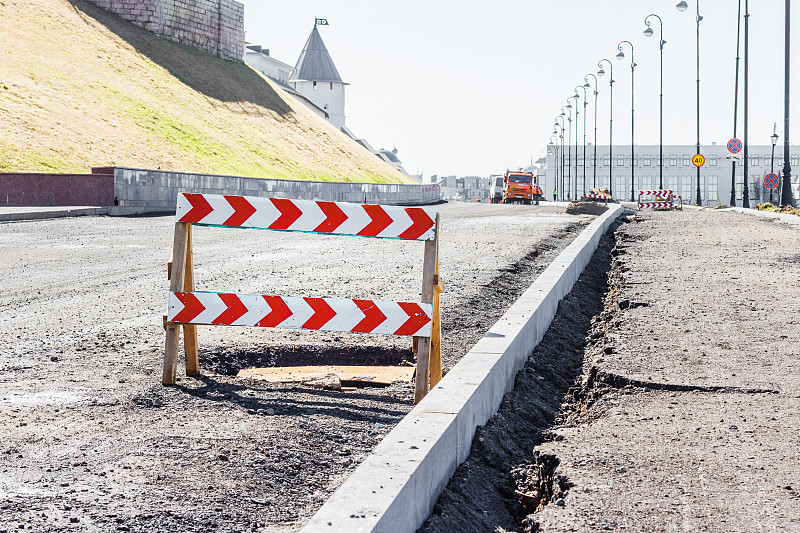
[0,0,411,184]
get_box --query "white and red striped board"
[175,193,437,241]
[167,291,433,337]
[638,201,678,209]
[582,194,611,200]
[639,190,674,197]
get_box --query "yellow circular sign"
[692,154,705,167]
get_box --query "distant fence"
[0,171,114,207]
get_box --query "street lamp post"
[770,123,778,205]
[617,40,636,202]
[729,0,742,207]
[743,0,751,208]
[564,103,573,201]
[677,0,702,206]
[780,0,795,207]
[549,135,559,203]
[555,115,566,201]
[644,14,665,190]
[568,94,580,201]
[584,74,599,190]
[576,84,588,197]
[597,59,614,197]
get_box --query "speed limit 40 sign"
[692,154,705,167]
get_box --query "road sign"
[728,138,743,154]
[764,173,779,189]
[692,154,705,167]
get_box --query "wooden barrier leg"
[414,337,431,404]
[430,230,444,388]
[183,225,199,376]
[414,214,439,404]
[163,222,189,385]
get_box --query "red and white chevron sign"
[175,193,437,241]
[167,291,433,337]
[638,190,674,197]
[582,194,610,199]
[638,201,677,209]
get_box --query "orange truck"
[501,171,543,204]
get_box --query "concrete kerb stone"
[301,205,624,533]
[725,206,800,227]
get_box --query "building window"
[603,157,611,166]
[792,156,799,166]
[751,156,759,166]
[330,82,334,89]
[644,158,652,166]
[709,158,717,166]
[670,157,677,166]
[617,157,625,166]
[633,158,639,167]
[683,157,691,166]
[313,81,317,89]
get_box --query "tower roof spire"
[292,26,343,83]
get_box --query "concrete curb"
[0,206,111,222]
[301,205,624,533]
[723,206,800,226]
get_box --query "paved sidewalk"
[0,206,110,222]
[535,209,800,532]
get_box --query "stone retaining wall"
[87,0,244,62]
[111,168,441,214]
[0,172,114,207]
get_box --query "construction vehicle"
[501,171,543,204]
[489,175,504,203]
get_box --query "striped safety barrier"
[162,193,443,403]
[638,190,683,211]
[168,292,433,337]
[582,193,611,200]
[177,193,437,240]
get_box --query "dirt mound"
[564,201,609,216]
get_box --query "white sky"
[240,0,798,178]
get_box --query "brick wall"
[87,0,245,62]
[0,172,115,207]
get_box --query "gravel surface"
[423,209,800,532]
[0,202,591,532]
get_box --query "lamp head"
[771,133,779,146]
[584,81,590,88]
[597,67,605,77]
[644,27,654,37]
[676,1,688,12]
[616,50,625,61]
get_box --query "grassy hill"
[0,0,411,184]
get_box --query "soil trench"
[420,219,622,533]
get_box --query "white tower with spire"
[289,23,348,130]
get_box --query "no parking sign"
[764,173,779,189]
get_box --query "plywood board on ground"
[237,365,415,386]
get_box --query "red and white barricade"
[637,190,683,210]
[163,193,443,403]
[581,193,611,201]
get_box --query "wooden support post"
[183,225,199,376]
[414,214,439,404]
[430,218,444,388]
[162,222,189,385]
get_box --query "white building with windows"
[544,143,800,205]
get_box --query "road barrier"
[637,190,682,210]
[162,193,443,403]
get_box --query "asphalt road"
[0,201,590,532]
